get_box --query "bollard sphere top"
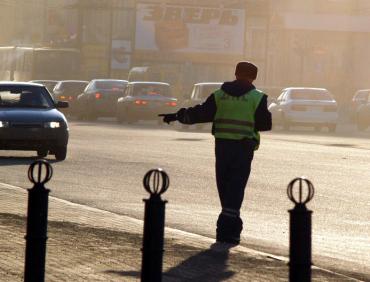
[28,160,53,185]
[143,168,169,196]
[287,177,314,205]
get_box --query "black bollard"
[141,168,169,282]
[287,177,315,282]
[24,160,53,282]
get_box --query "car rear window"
[95,81,127,90]
[289,89,332,101]
[60,82,88,93]
[0,86,53,108]
[133,84,171,97]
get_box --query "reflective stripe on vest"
[212,88,264,148]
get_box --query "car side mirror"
[56,101,69,108]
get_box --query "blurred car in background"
[29,80,58,94]
[268,87,338,132]
[0,82,69,160]
[356,91,370,131]
[77,79,128,120]
[116,81,177,123]
[182,82,222,107]
[258,86,284,106]
[350,89,370,121]
[52,80,89,116]
[180,82,222,130]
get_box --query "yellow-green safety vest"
[212,88,264,149]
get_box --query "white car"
[181,82,222,130]
[268,87,338,132]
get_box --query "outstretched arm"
[176,94,217,124]
[159,94,217,125]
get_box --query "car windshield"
[133,84,171,97]
[0,85,54,108]
[289,89,332,101]
[197,84,222,99]
[95,80,127,90]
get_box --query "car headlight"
[0,121,9,128]
[44,121,61,129]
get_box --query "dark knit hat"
[235,61,258,80]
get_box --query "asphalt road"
[0,120,369,280]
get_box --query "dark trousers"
[215,138,255,243]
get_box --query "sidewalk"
[0,183,360,281]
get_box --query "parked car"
[0,82,69,160]
[268,87,338,132]
[76,79,128,120]
[356,91,370,131]
[181,82,222,130]
[350,89,370,121]
[29,80,59,94]
[116,81,177,123]
[52,80,89,116]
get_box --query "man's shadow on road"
[106,243,235,281]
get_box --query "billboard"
[111,39,131,70]
[135,3,245,55]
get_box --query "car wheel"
[328,124,336,133]
[357,114,368,131]
[116,111,124,124]
[76,112,83,121]
[281,114,290,130]
[37,149,48,158]
[55,146,67,161]
[357,122,368,131]
[126,113,136,124]
[87,110,97,121]
[282,120,290,131]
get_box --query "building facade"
[1,0,370,101]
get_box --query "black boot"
[216,213,243,245]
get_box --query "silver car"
[268,87,338,132]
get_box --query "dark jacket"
[177,80,272,132]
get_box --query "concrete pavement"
[0,183,362,281]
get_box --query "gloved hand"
[158,113,177,124]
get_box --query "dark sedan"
[76,79,128,120]
[116,82,177,123]
[53,80,89,116]
[0,82,69,160]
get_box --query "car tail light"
[324,105,337,112]
[291,105,306,111]
[60,95,66,100]
[134,100,148,105]
[95,92,102,99]
[68,96,73,101]
[166,101,177,107]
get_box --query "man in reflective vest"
[159,61,272,244]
